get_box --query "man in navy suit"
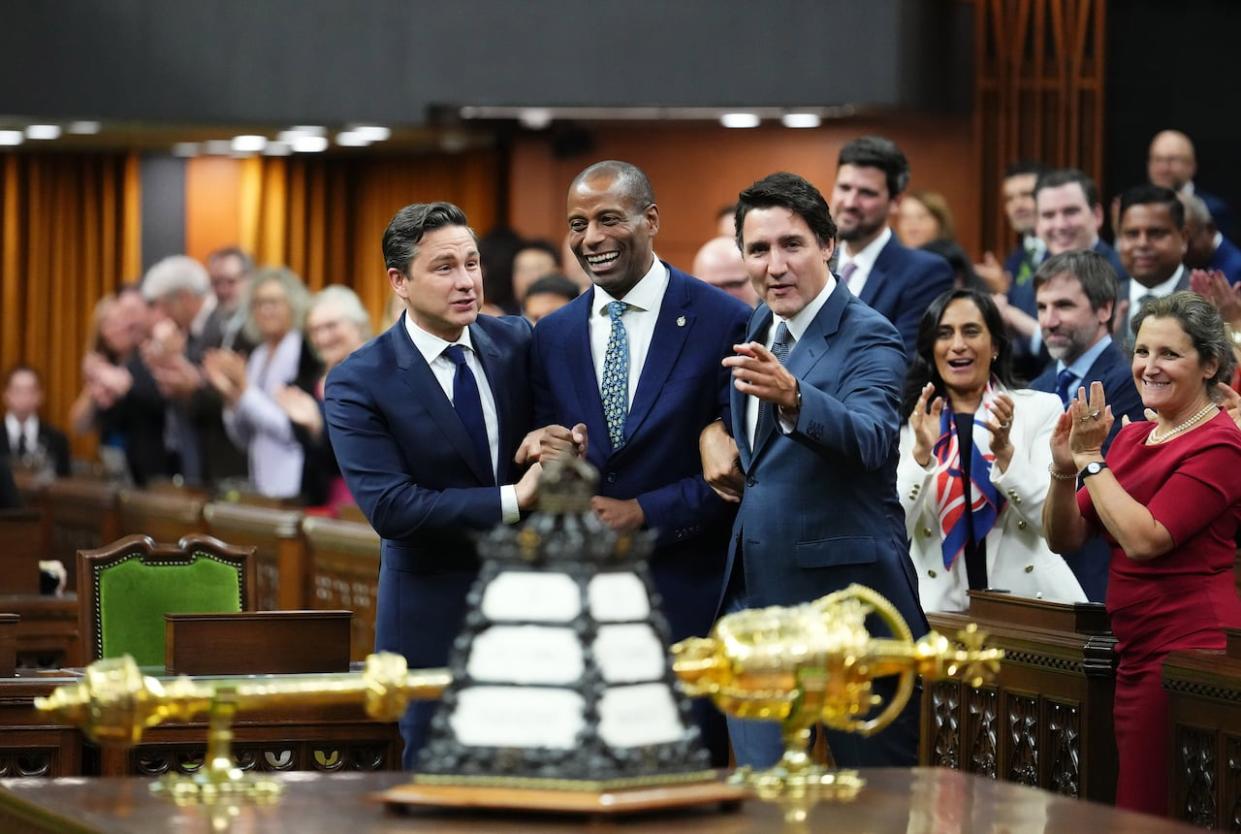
[532,161,750,765]
[1184,193,1241,286]
[1030,250,1143,601]
[830,136,953,356]
[325,202,542,768]
[1148,130,1235,238]
[701,172,927,768]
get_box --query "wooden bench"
[203,502,308,611]
[303,517,380,662]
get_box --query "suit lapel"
[620,269,693,452]
[735,307,772,469]
[564,290,612,463]
[469,322,506,483]
[392,318,493,485]
[857,237,894,307]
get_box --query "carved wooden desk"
[0,668,401,779]
[922,591,1119,803]
[1164,628,1241,827]
[0,767,1202,833]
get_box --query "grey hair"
[242,266,311,344]
[141,255,209,301]
[309,284,372,340]
[1179,193,1213,227]
[1132,290,1236,392]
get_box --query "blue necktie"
[1055,368,1076,406]
[601,301,630,450]
[755,322,794,445]
[443,345,494,485]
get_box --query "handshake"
[509,424,645,532]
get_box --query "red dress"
[1078,411,1241,815]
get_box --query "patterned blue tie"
[755,322,794,445]
[442,344,494,485]
[1055,368,1076,406]
[601,300,630,450]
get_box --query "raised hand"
[275,386,323,437]
[1068,381,1112,466]
[1217,382,1241,432]
[723,342,799,412]
[979,392,1015,473]
[972,252,1011,294]
[909,382,945,468]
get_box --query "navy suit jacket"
[726,282,927,638]
[324,313,533,671]
[531,264,750,642]
[1030,339,1143,602]
[1210,234,1241,286]
[857,236,953,356]
[1198,188,1236,240]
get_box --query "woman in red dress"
[1045,291,1241,816]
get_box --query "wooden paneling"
[42,478,119,590]
[303,517,380,662]
[203,502,307,612]
[116,488,207,544]
[974,0,1108,255]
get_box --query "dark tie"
[442,345,494,485]
[15,431,27,458]
[755,322,795,446]
[601,301,630,450]
[1055,369,1076,406]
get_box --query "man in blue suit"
[1184,194,1241,286]
[701,171,927,768]
[1114,185,1191,348]
[1030,250,1144,601]
[830,136,953,356]
[325,202,542,768]
[532,161,750,765]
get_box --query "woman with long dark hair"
[898,288,1084,611]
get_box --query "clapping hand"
[980,393,1016,473]
[1067,381,1112,468]
[1217,383,1241,432]
[909,382,945,468]
[275,386,323,437]
[202,349,248,406]
[1190,269,1241,327]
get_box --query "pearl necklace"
[1147,402,1218,444]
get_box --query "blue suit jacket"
[726,282,927,636]
[1199,188,1236,240]
[531,264,750,642]
[857,236,953,356]
[1210,234,1241,286]
[324,314,533,671]
[1030,339,1143,602]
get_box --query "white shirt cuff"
[500,485,520,524]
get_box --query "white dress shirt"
[744,274,837,451]
[404,316,518,524]
[5,413,38,457]
[1128,263,1185,308]
[838,225,892,298]
[589,256,669,406]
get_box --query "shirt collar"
[1129,264,1184,304]
[404,313,475,365]
[773,273,837,342]
[1057,334,1113,378]
[839,225,891,271]
[5,413,35,438]
[591,255,668,317]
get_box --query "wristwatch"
[1080,461,1108,479]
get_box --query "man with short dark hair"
[511,240,560,304]
[1182,193,1241,286]
[325,201,542,768]
[1029,250,1143,601]
[532,160,750,765]
[701,171,926,769]
[1115,185,1190,345]
[2,365,70,476]
[521,273,578,323]
[830,136,953,356]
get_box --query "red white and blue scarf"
[930,383,1006,571]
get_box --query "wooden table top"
[0,767,1201,833]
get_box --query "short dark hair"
[1118,184,1185,229]
[1004,159,1046,180]
[1034,169,1099,208]
[1132,291,1236,388]
[382,202,474,276]
[1033,250,1119,324]
[3,364,40,390]
[516,239,560,262]
[900,288,1018,419]
[522,274,579,304]
[569,160,655,212]
[735,172,837,248]
[837,136,910,197]
[206,246,254,274]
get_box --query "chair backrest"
[77,534,256,666]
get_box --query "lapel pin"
[676,315,686,327]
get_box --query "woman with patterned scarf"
[896,288,1085,612]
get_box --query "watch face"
[1086,462,1103,475]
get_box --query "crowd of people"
[2,128,1240,816]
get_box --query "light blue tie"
[601,300,630,450]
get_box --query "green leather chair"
[77,534,256,667]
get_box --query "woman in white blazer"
[897,289,1085,612]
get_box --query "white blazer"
[897,388,1086,612]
